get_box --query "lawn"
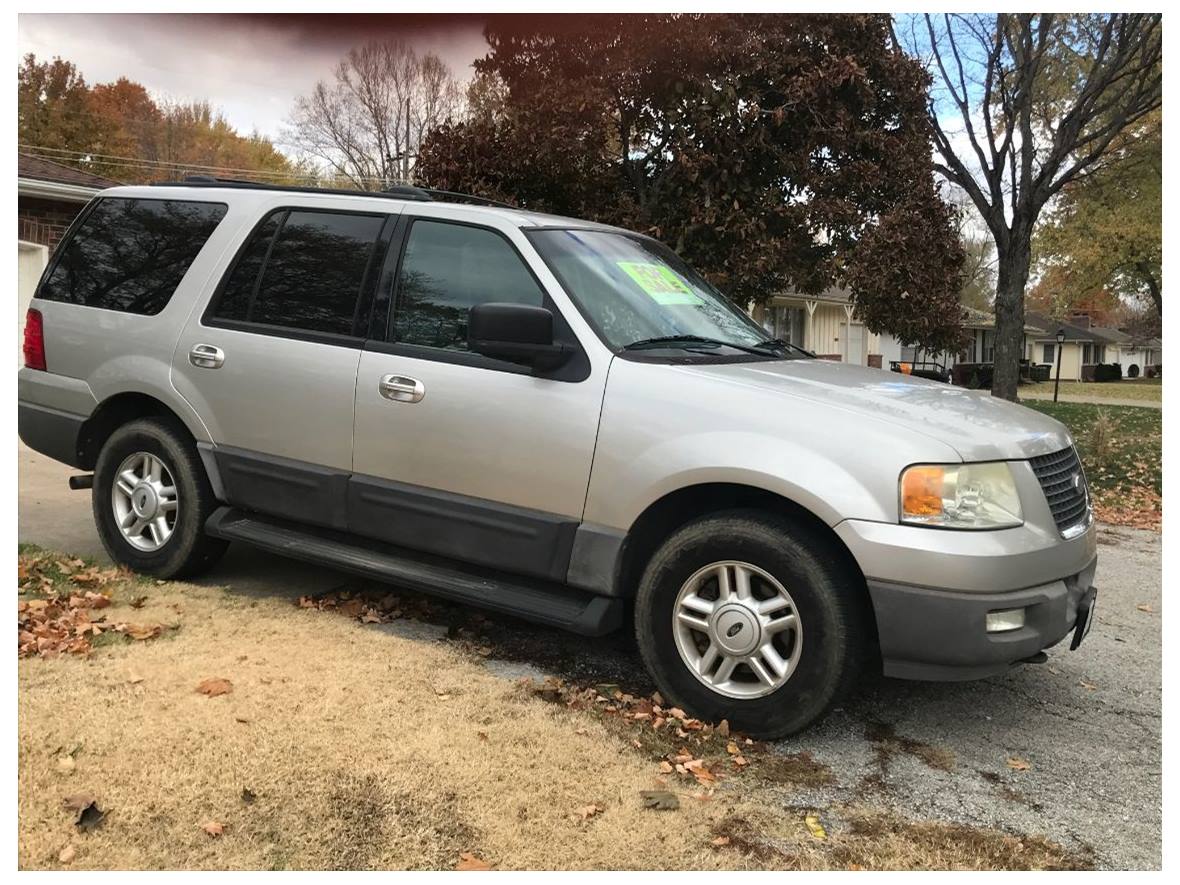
[1021,379,1161,402]
[1022,401,1161,529]
[17,547,1088,871]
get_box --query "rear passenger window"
[393,220,545,351]
[38,198,227,315]
[211,209,384,337]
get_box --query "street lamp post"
[1053,328,1065,402]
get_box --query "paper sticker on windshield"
[616,261,701,305]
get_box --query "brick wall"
[18,196,87,253]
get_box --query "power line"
[20,143,399,185]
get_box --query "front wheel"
[92,417,227,579]
[634,510,869,738]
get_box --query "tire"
[634,510,869,738]
[92,416,227,579]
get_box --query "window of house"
[38,197,227,315]
[766,305,806,347]
[212,209,385,336]
[392,220,545,351]
[1043,343,1056,364]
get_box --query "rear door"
[349,209,608,580]
[172,203,397,529]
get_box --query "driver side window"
[392,219,545,351]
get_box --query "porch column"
[804,300,818,351]
[842,303,855,362]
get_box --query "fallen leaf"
[640,790,680,811]
[75,802,106,832]
[196,678,233,697]
[477,731,489,741]
[574,727,589,736]
[805,813,827,840]
[1007,756,1031,772]
[202,820,224,837]
[711,835,731,847]
[56,756,76,774]
[127,674,145,685]
[129,596,149,609]
[658,761,674,774]
[718,719,730,737]
[241,788,257,804]
[1136,603,1153,613]
[58,844,76,864]
[726,741,740,755]
[61,793,95,814]
[574,803,603,820]
[122,623,162,641]
[1079,678,1098,691]
[732,755,749,768]
[456,851,491,870]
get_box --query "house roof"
[1024,311,1124,344]
[962,305,1045,334]
[18,153,122,189]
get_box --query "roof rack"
[151,175,517,210]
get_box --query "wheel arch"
[615,481,869,603]
[77,392,200,470]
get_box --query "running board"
[205,507,623,636]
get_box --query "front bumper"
[836,505,1099,681]
[867,558,1097,680]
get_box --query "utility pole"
[404,96,412,183]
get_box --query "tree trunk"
[991,239,1031,402]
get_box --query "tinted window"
[212,209,384,336]
[212,213,281,323]
[38,198,226,315]
[393,220,544,350]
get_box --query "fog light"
[986,608,1026,633]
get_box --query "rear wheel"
[634,510,868,738]
[92,417,227,579]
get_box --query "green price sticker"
[616,262,701,305]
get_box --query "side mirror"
[468,303,571,370]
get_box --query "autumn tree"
[18,53,302,184]
[1035,112,1161,317]
[286,40,465,188]
[899,14,1162,399]
[18,55,109,153]
[417,14,966,354]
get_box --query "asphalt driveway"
[18,443,1162,869]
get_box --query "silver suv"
[18,181,1098,736]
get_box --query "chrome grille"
[1029,446,1090,535]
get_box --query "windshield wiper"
[623,335,773,357]
[753,337,814,358]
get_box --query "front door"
[350,212,607,580]
[173,204,396,528]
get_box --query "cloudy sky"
[18,13,490,147]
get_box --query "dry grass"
[18,551,1090,871]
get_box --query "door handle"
[189,343,225,369]
[379,374,425,403]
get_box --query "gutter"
[18,177,105,203]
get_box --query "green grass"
[1022,379,1161,402]
[1022,401,1161,495]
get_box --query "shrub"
[1093,363,1124,382]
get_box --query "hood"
[677,358,1072,461]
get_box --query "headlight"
[900,462,1022,529]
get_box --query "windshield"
[528,228,793,357]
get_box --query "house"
[18,154,120,345]
[752,287,893,367]
[753,289,1042,382]
[1025,311,1130,381]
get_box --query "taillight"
[23,308,46,370]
